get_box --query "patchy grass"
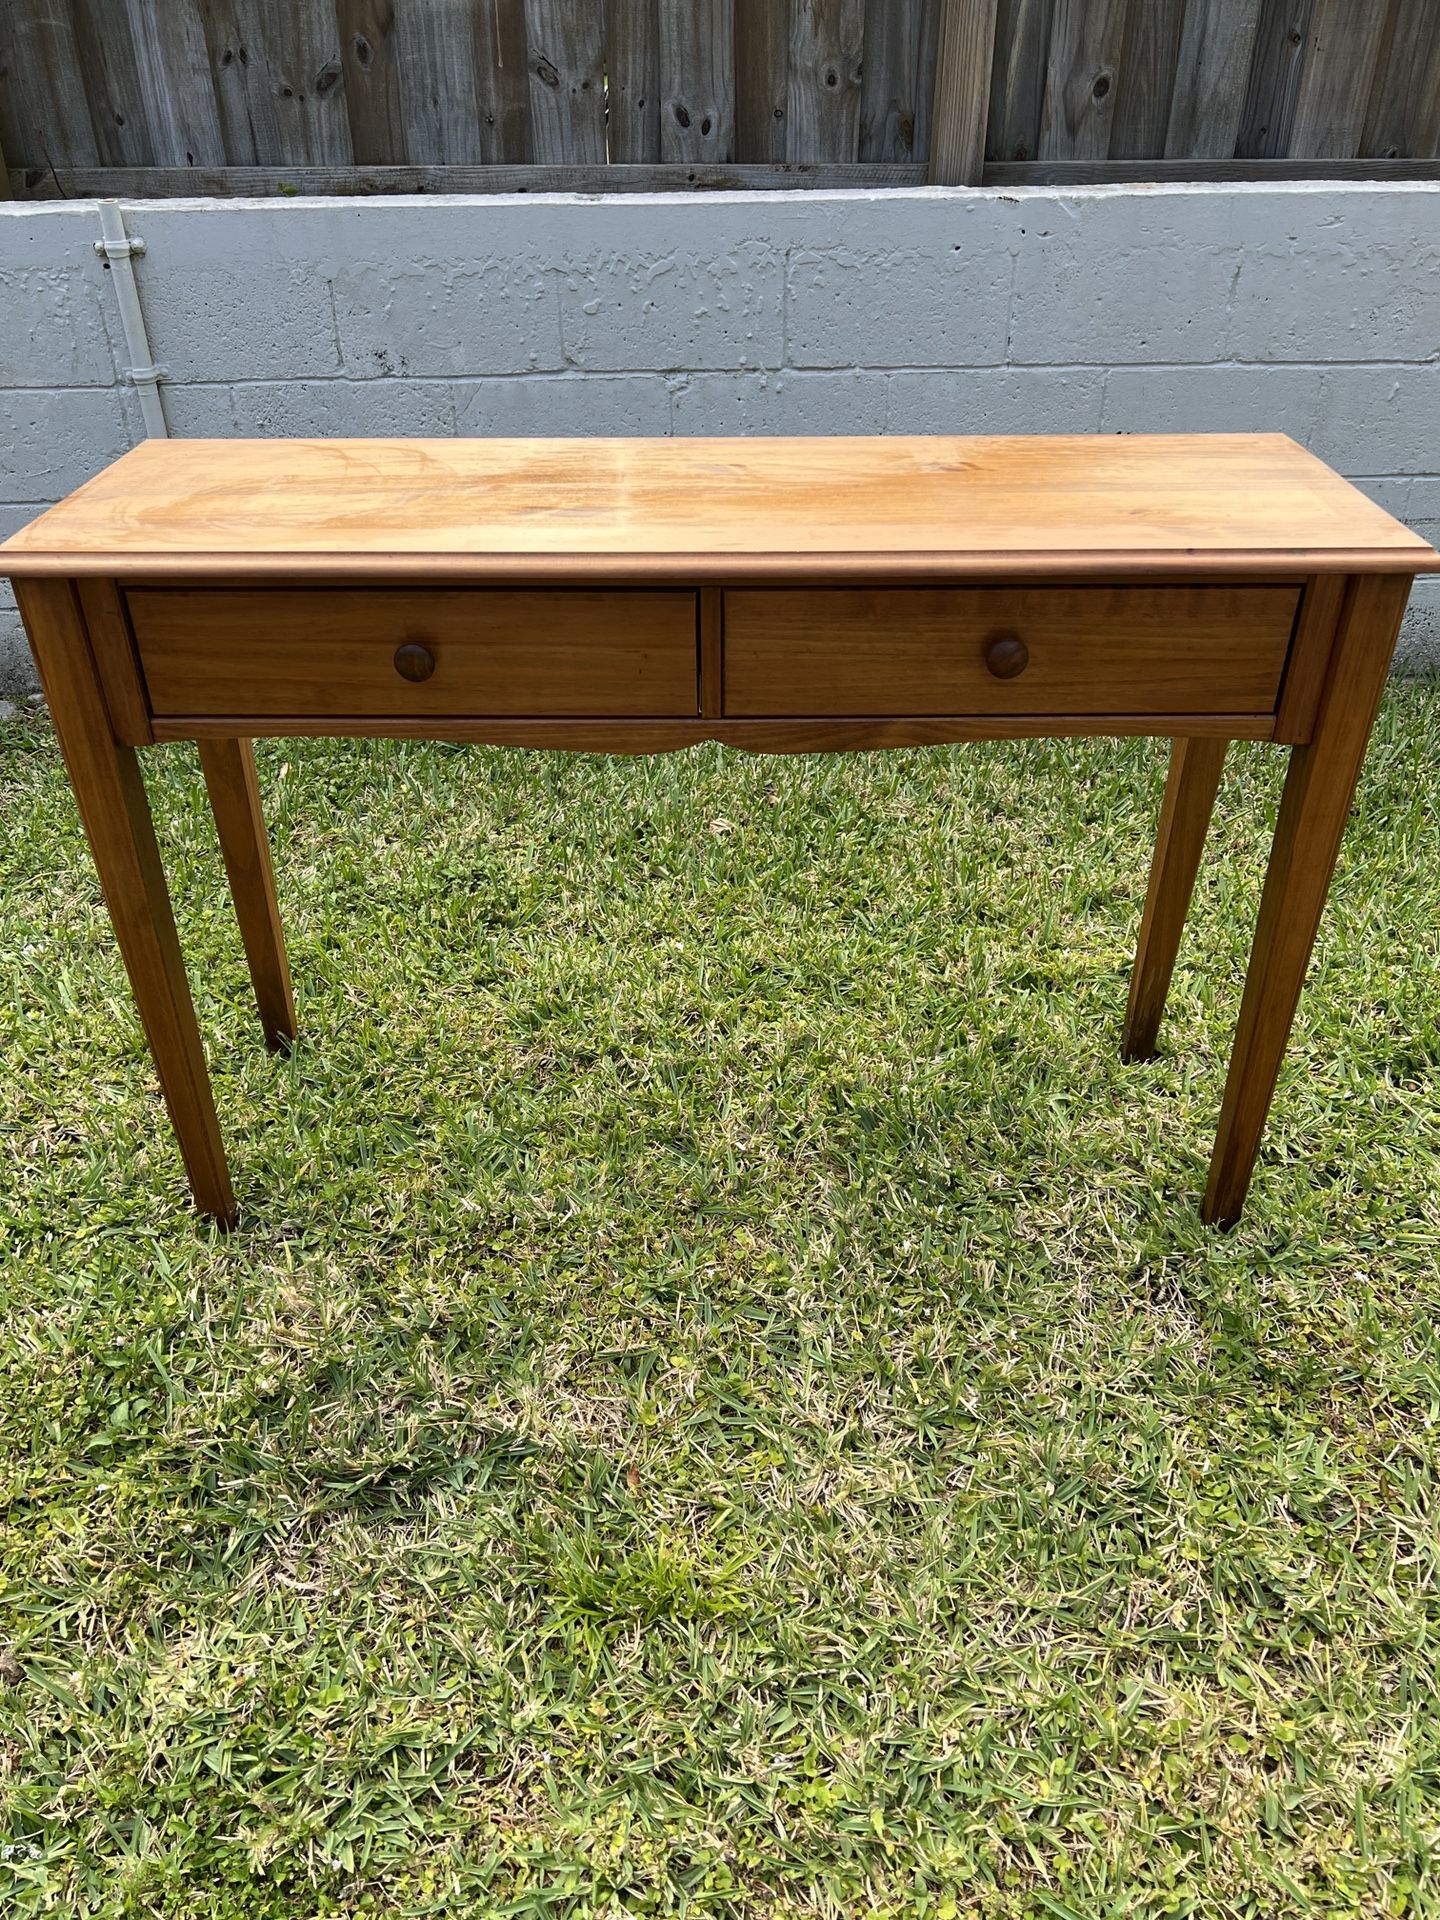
[1,687,1439,1919]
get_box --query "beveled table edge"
[2,547,1437,584]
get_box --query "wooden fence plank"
[2,0,1429,184]
[15,155,1432,197]
[337,0,407,163]
[609,0,660,161]
[985,0,1054,161]
[254,0,350,163]
[392,0,480,162]
[1361,0,1440,159]
[69,0,154,166]
[120,0,227,166]
[1039,0,1129,160]
[735,0,788,159]
[1235,0,1312,158]
[659,0,734,161]
[391,0,527,164]
[859,0,937,162]
[12,158,927,195]
[0,0,99,168]
[525,0,605,163]
[199,1,351,166]
[788,0,864,162]
[986,153,1439,180]
[476,0,532,162]
[1165,0,1263,157]
[1288,0,1389,157]
[1110,0,1183,158]
[197,0,277,162]
[930,0,1000,180]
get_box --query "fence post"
[928,0,1000,182]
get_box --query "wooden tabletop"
[3,434,1435,584]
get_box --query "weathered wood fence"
[1,0,1436,197]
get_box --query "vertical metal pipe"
[95,200,168,440]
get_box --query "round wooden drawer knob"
[984,633,1029,679]
[393,641,436,683]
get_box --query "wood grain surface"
[1110,0,1185,159]
[3,436,1435,583]
[76,578,152,745]
[10,432,1429,1230]
[1122,735,1229,1061]
[929,0,1001,182]
[722,583,1299,716]
[128,586,700,717]
[151,711,1279,749]
[335,0,408,165]
[788,0,865,164]
[1288,0,1392,158]
[1236,0,1314,158]
[1039,0,1128,159]
[608,0,662,162]
[1273,572,1345,742]
[198,737,297,1054]
[1203,572,1413,1225]
[15,578,236,1223]
[1165,0,1264,159]
[524,0,607,165]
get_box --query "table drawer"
[722,585,1300,717]
[127,588,700,718]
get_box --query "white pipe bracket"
[94,235,147,260]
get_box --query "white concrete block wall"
[2,183,1437,692]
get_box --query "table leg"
[199,738,297,1053]
[1122,736,1228,1062]
[16,580,236,1224]
[1203,574,1411,1228]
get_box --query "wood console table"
[4,434,1436,1228]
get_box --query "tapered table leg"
[199,738,297,1053]
[1122,736,1228,1062]
[17,580,236,1223]
[1203,574,1411,1228]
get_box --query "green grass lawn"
[2,687,1439,1920]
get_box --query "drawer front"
[722,585,1300,717]
[127,589,700,718]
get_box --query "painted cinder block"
[670,369,889,434]
[1099,364,1325,439]
[886,367,1104,435]
[1349,477,1414,518]
[158,384,239,435]
[1229,191,1440,365]
[228,378,459,436]
[558,240,785,372]
[0,204,121,387]
[1311,366,1439,474]
[124,202,343,383]
[787,241,1012,369]
[157,371,676,444]
[1007,189,1246,368]
[0,385,134,502]
[454,372,672,436]
[334,257,564,378]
